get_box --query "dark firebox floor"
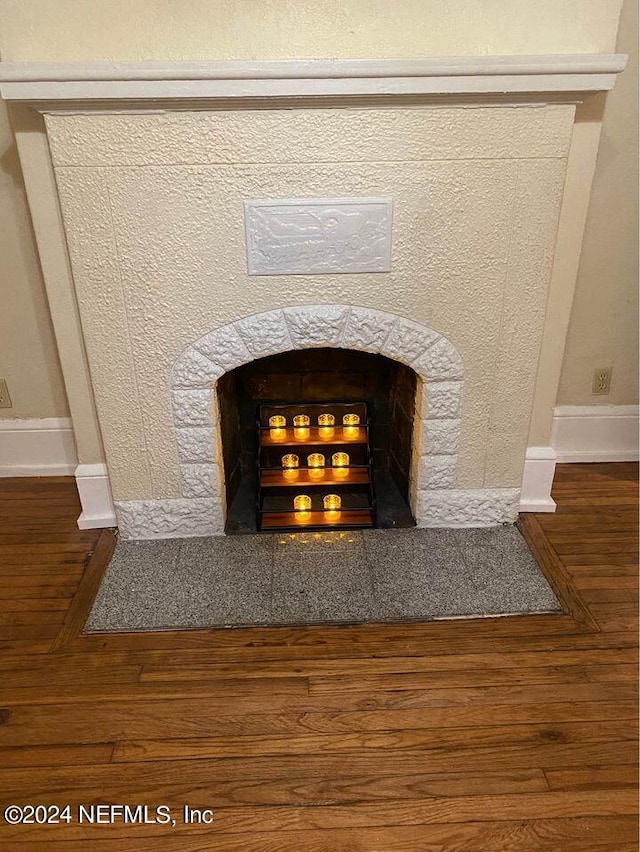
[84,526,561,633]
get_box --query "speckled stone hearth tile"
[179,533,276,573]
[85,539,184,631]
[85,526,560,633]
[271,552,375,624]
[459,545,561,614]
[369,547,476,619]
[173,564,273,627]
[363,527,459,559]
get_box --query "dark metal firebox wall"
[217,347,417,534]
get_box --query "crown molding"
[0,54,628,109]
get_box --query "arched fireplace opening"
[217,347,417,533]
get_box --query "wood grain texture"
[50,528,117,651]
[0,463,637,849]
[260,467,370,487]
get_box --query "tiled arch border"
[115,305,520,538]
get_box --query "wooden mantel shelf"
[0,54,627,107]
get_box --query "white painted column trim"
[527,98,608,449]
[11,108,106,466]
[75,463,117,529]
[10,106,107,532]
[520,446,557,513]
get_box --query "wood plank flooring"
[0,463,637,849]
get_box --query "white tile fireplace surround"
[158,305,469,538]
[0,56,626,538]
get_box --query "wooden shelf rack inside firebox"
[256,402,376,532]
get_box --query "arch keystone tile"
[284,305,350,347]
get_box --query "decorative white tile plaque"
[245,197,392,276]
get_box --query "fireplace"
[217,347,417,533]
[0,55,626,539]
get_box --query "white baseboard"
[552,405,639,462]
[520,446,557,513]
[75,463,117,529]
[0,417,78,476]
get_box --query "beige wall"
[557,0,639,406]
[0,0,622,61]
[0,97,68,419]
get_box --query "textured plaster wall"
[557,0,639,406]
[48,105,572,502]
[0,97,68,419]
[0,0,622,61]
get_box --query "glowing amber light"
[323,494,342,522]
[293,494,312,522]
[323,494,341,510]
[332,451,350,479]
[307,452,326,479]
[292,414,311,440]
[318,414,335,426]
[318,413,335,439]
[343,413,361,440]
[282,454,299,480]
[269,414,287,441]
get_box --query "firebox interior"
[217,347,417,533]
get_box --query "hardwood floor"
[0,463,637,850]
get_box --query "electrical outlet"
[592,367,612,395]
[0,379,12,408]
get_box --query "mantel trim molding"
[0,54,627,107]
